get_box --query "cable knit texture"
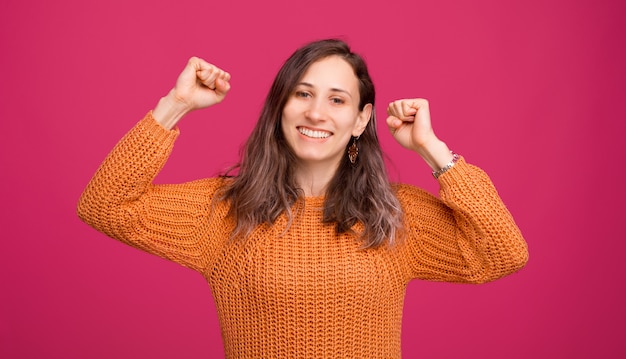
[77,112,528,358]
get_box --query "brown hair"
[221,39,403,248]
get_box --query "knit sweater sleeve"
[77,112,225,273]
[397,158,528,284]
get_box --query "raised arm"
[396,164,528,284]
[77,58,232,272]
[387,99,528,283]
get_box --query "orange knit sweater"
[77,113,528,358]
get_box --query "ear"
[353,103,372,137]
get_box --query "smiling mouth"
[298,127,331,139]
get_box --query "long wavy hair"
[220,39,403,248]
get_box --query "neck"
[294,161,339,197]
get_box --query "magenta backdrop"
[2,0,625,358]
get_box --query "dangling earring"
[348,136,359,164]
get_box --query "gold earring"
[348,136,359,164]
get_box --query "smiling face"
[281,55,372,170]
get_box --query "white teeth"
[298,127,330,139]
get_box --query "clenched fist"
[153,57,231,129]
[386,98,453,171]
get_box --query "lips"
[298,127,331,139]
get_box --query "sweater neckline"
[302,195,325,208]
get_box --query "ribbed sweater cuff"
[436,157,499,207]
[437,157,481,189]
[137,111,180,142]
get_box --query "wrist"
[152,90,193,130]
[432,151,460,179]
[414,138,453,171]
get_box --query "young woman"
[78,39,528,358]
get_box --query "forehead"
[299,56,359,93]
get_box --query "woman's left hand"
[386,98,453,171]
[386,98,438,152]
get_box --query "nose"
[305,98,328,122]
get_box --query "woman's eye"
[295,91,311,98]
[331,97,345,105]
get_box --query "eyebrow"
[297,82,353,98]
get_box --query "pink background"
[1,0,625,357]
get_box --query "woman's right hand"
[153,57,231,129]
